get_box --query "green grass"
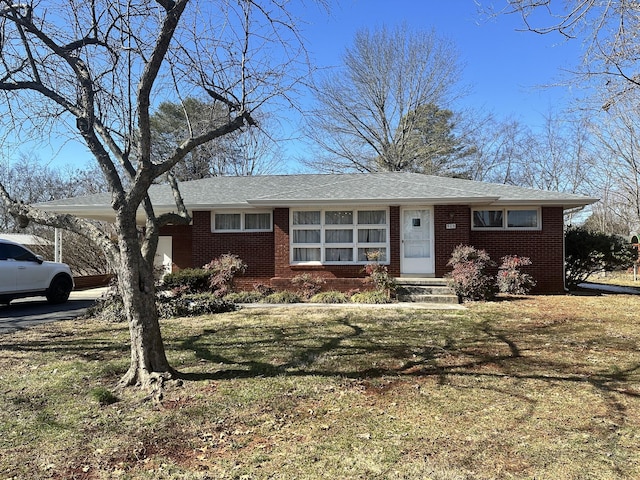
[1,295,639,479]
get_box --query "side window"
[5,244,36,261]
[0,244,7,260]
[214,213,241,231]
[507,209,539,228]
[473,210,503,228]
[212,211,272,232]
[245,212,272,231]
[472,208,541,230]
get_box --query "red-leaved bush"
[496,255,536,295]
[363,250,396,299]
[446,245,497,301]
[291,273,325,300]
[203,254,247,297]
[447,246,537,301]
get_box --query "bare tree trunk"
[115,220,174,397]
[0,0,308,395]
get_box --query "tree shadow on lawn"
[0,324,130,361]
[2,308,638,406]
[173,314,640,404]
[172,311,640,464]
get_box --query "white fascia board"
[37,204,115,220]
[489,198,600,208]
[184,203,252,210]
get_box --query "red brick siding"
[273,207,290,277]
[469,207,565,293]
[164,205,566,294]
[191,210,275,280]
[159,224,192,271]
[433,205,471,277]
[389,206,401,276]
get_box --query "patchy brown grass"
[591,270,640,289]
[1,294,639,479]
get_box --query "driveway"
[577,282,640,295]
[0,288,108,334]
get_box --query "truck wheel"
[46,275,73,304]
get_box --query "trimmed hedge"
[261,291,302,304]
[161,268,211,293]
[224,291,264,303]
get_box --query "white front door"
[401,207,434,275]
[154,236,173,276]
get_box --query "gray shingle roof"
[36,172,597,221]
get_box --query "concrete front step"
[396,277,449,286]
[398,285,453,295]
[395,277,459,304]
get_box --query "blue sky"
[21,0,584,172]
[292,0,582,126]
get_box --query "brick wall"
[159,224,192,270]
[389,206,401,276]
[469,207,565,293]
[273,207,289,278]
[433,205,471,277]
[190,210,275,281]
[163,205,567,294]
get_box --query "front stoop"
[395,278,460,304]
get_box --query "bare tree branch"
[0,0,312,392]
[304,23,467,174]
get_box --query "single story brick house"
[37,172,597,293]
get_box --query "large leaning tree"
[0,0,307,394]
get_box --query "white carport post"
[54,227,63,263]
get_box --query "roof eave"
[247,196,502,207]
[490,198,600,209]
[35,194,599,220]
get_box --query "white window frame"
[211,210,273,233]
[290,207,390,265]
[471,207,541,231]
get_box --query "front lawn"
[589,270,640,289]
[1,294,639,479]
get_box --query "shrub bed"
[161,268,211,293]
[350,290,392,304]
[309,291,349,303]
[224,291,264,303]
[261,291,302,304]
[156,293,237,318]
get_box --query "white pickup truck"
[0,238,74,305]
